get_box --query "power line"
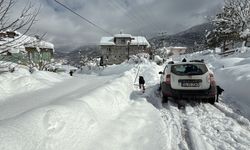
[134,2,163,32]
[109,0,160,37]
[107,0,138,27]
[54,0,113,36]
[106,0,154,37]
[106,0,146,35]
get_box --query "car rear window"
[171,64,208,75]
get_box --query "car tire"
[208,97,215,105]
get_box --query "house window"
[107,47,111,52]
[121,39,125,44]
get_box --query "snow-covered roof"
[100,37,115,46]
[24,38,54,49]
[114,33,132,38]
[130,36,150,47]
[169,46,187,49]
[0,31,54,54]
[100,34,150,47]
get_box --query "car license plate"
[181,82,200,87]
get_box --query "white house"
[168,46,187,55]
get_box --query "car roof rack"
[189,59,204,63]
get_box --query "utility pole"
[158,32,167,47]
[127,41,130,60]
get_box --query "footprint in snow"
[43,109,66,136]
[39,109,66,150]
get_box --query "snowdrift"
[0,67,69,103]
[0,65,166,150]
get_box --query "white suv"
[159,60,217,104]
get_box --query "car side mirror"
[159,71,163,74]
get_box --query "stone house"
[100,33,151,65]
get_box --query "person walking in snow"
[139,76,145,93]
[69,70,73,76]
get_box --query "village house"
[168,46,187,55]
[100,33,151,65]
[0,30,54,68]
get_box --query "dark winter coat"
[69,71,73,76]
[217,85,224,95]
[139,76,145,84]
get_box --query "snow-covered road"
[1,51,250,150]
[166,103,250,150]
[146,89,250,150]
[136,59,250,150]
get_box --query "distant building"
[0,30,54,66]
[168,47,187,55]
[100,33,151,65]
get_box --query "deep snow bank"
[215,63,250,119]
[0,68,69,102]
[0,63,167,150]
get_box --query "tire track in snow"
[202,103,250,132]
[191,103,250,149]
[178,106,193,150]
[160,101,194,150]
[146,88,184,150]
[213,103,250,130]
[149,89,197,150]
[161,101,250,150]
[183,105,215,150]
[147,88,186,150]
[145,87,250,150]
[160,103,184,150]
[161,102,207,150]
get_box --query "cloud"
[12,0,223,50]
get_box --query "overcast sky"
[15,0,224,50]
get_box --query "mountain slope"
[149,22,214,50]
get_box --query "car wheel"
[208,97,215,105]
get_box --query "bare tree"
[0,0,39,55]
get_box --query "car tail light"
[166,74,171,85]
